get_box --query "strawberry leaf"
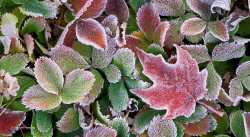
[106,0,129,23]
[151,0,185,17]
[131,45,208,119]
[103,64,121,83]
[49,45,89,74]
[76,18,108,50]
[181,17,206,36]
[0,109,26,136]
[61,69,95,104]
[230,110,247,137]
[56,108,80,133]
[34,57,64,95]
[208,21,229,42]
[85,126,117,137]
[109,118,129,137]
[148,116,177,137]
[206,62,222,100]
[22,85,62,110]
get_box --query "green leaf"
[61,69,95,104]
[0,53,29,75]
[124,77,150,89]
[103,64,121,83]
[16,76,36,98]
[113,48,135,76]
[206,62,222,100]
[21,17,45,35]
[134,109,164,134]
[176,105,207,124]
[80,69,104,106]
[49,46,90,74]
[230,110,246,137]
[110,118,129,137]
[19,0,58,19]
[31,112,53,137]
[56,108,80,133]
[36,111,52,133]
[174,122,184,137]
[148,116,177,137]
[34,57,64,95]
[108,81,129,112]
[22,85,62,110]
[8,99,30,112]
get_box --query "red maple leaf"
[131,45,208,119]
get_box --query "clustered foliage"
[1,0,250,137]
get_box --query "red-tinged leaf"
[152,21,170,46]
[124,35,146,54]
[131,45,208,119]
[76,18,107,50]
[243,112,250,137]
[181,17,206,36]
[22,85,62,110]
[56,20,77,47]
[80,0,107,18]
[151,0,185,17]
[218,88,234,107]
[85,126,117,137]
[34,57,64,95]
[69,0,90,13]
[184,115,217,136]
[106,0,129,23]
[136,3,161,41]
[208,21,229,42]
[186,0,211,19]
[0,109,26,136]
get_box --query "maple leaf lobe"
[131,45,208,119]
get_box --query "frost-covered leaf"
[181,45,210,63]
[0,36,11,54]
[85,126,117,137]
[35,111,52,133]
[31,112,53,137]
[102,15,119,37]
[184,115,217,136]
[71,0,107,18]
[230,110,247,137]
[136,3,160,41]
[0,53,29,75]
[61,69,95,104]
[80,69,104,106]
[229,78,243,104]
[103,64,121,83]
[0,70,20,98]
[108,81,129,112]
[22,85,62,110]
[49,46,89,74]
[236,61,250,91]
[211,0,231,14]
[206,62,222,100]
[148,116,177,137]
[110,118,129,137]
[34,57,64,95]
[0,13,18,37]
[186,0,211,19]
[76,18,108,50]
[92,37,117,69]
[153,21,170,46]
[151,0,185,17]
[164,21,183,48]
[134,110,164,134]
[56,108,79,133]
[176,105,207,124]
[21,17,46,35]
[106,0,129,23]
[56,20,77,47]
[113,48,135,76]
[0,109,26,136]
[243,112,250,137]
[131,45,208,119]
[180,17,206,36]
[19,0,58,18]
[208,21,229,42]
[212,38,250,61]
